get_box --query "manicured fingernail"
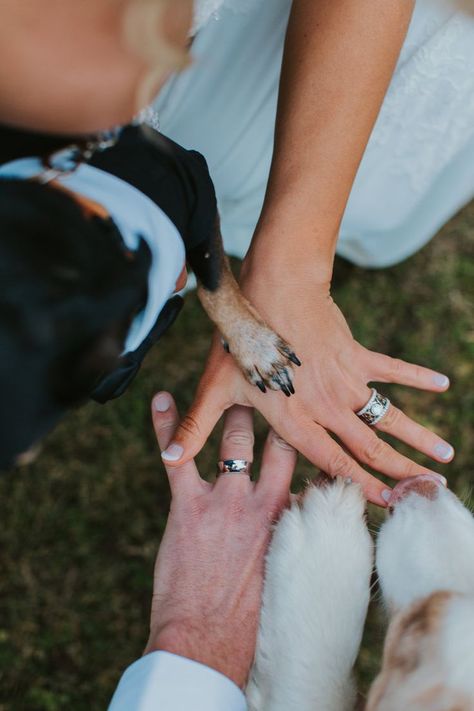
[161,443,184,462]
[154,394,171,412]
[429,472,448,487]
[434,442,454,461]
[381,489,392,503]
[433,374,450,388]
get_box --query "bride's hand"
[160,273,452,506]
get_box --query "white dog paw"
[248,478,373,711]
[301,476,368,526]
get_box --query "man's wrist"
[144,623,249,689]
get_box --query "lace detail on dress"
[369,10,474,193]
[193,0,261,33]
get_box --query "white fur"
[441,596,474,697]
[368,483,474,711]
[247,478,474,711]
[376,486,474,612]
[247,480,373,711]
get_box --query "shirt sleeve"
[107,651,248,711]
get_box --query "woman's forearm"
[244,0,415,284]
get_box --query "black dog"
[0,122,299,468]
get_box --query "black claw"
[287,351,302,367]
[276,378,291,397]
[281,368,295,396]
[255,367,267,394]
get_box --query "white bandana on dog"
[0,156,186,354]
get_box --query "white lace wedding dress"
[156,0,474,267]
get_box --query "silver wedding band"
[356,388,390,426]
[217,459,252,477]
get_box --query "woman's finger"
[151,392,207,497]
[160,338,237,466]
[214,406,254,492]
[375,404,454,463]
[274,411,391,506]
[366,350,450,392]
[256,429,297,503]
[334,413,448,484]
[160,386,227,466]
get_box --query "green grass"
[0,203,473,709]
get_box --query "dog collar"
[0,155,186,355]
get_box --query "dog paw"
[247,479,372,710]
[224,327,301,396]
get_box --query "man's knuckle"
[269,429,295,452]
[156,421,175,436]
[222,428,254,449]
[182,493,208,519]
[227,497,248,521]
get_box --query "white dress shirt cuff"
[108,651,247,711]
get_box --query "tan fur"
[366,592,461,711]
[197,251,297,393]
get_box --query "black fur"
[0,123,221,469]
[0,179,151,468]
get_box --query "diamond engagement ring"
[356,389,390,426]
[217,459,252,476]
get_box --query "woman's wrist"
[241,210,338,291]
[240,236,334,295]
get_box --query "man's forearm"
[244,0,415,283]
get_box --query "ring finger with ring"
[216,405,255,484]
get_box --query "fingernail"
[161,443,184,462]
[434,442,454,461]
[154,393,171,412]
[429,472,448,487]
[381,489,392,503]
[433,374,450,389]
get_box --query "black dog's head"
[0,179,151,469]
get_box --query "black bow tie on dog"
[91,295,183,404]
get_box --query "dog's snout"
[388,474,445,510]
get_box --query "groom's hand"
[145,393,297,688]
